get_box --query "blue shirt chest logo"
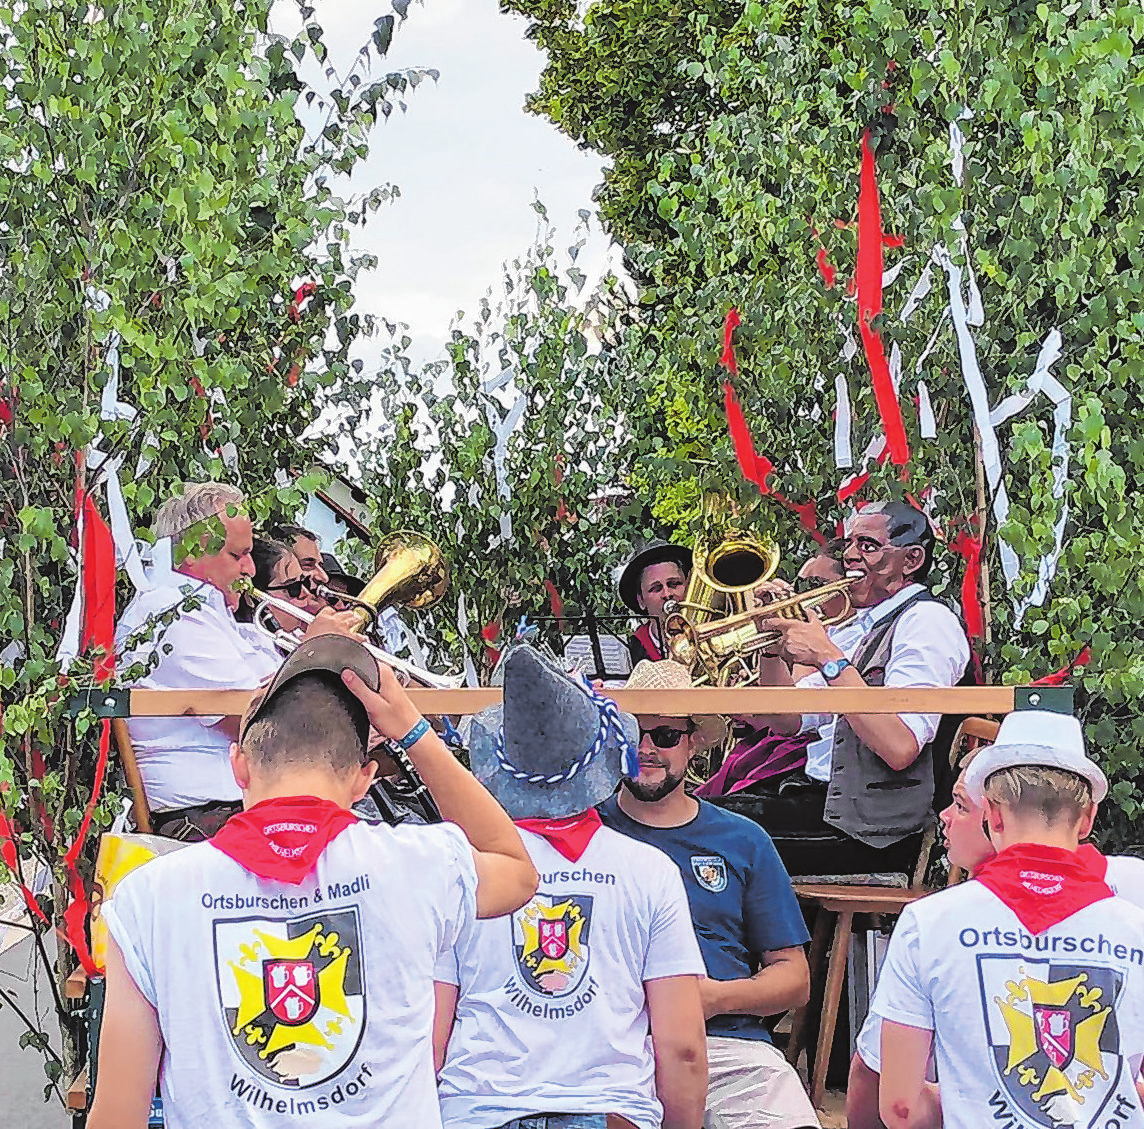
[690,854,728,893]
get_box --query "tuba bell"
[661,528,781,684]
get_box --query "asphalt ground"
[0,936,70,1129]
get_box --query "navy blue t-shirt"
[598,794,809,1041]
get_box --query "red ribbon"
[1032,646,1092,687]
[0,812,49,925]
[950,530,985,642]
[719,310,823,543]
[857,131,909,467]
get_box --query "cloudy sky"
[297,0,609,361]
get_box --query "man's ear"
[983,797,1006,842]
[1076,802,1097,842]
[901,544,925,579]
[350,759,380,805]
[230,742,252,790]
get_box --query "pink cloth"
[696,729,814,798]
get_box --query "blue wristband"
[397,717,430,750]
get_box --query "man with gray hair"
[741,500,970,878]
[116,482,350,840]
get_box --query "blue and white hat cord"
[493,673,639,785]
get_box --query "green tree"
[506,0,1144,845]
[0,0,421,1101]
[352,209,652,682]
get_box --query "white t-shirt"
[103,820,477,1129]
[435,826,705,1129]
[116,554,282,811]
[870,880,1144,1128]
[797,583,969,782]
[858,853,1144,1073]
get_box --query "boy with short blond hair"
[876,711,1144,1129]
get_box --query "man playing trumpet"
[745,502,970,878]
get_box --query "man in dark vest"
[739,502,970,877]
[617,540,693,668]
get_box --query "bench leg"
[811,909,853,1110]
[785,903,833,1070]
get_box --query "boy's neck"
[992,825,1081,854]
[242,769,357,811]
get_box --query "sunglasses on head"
[267,577,309,600]
[639,722,696,749]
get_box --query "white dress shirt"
[115,546,282,812]
[797,583,970,782]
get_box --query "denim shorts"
[496,1117,607,1129]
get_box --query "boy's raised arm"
[87,936,163,1129]
[342,665,538,917]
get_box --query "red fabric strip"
[516,809,602,863]
[0,813,49,925]
[722,379,775,492]
[719,308,741,375]
[211,796,359,884]
[856,132,909,466]
[950,531,985,642]
[633,623,663,662]
[80,494,117,682]
[976,843,1112,935]
[1032,645,1092,687]
[815,247,837,289]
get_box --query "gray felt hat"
[468,645,639,819]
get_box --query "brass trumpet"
[665,575,859,686]
[251,529,460,690]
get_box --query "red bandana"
[633,623,663,662]
[1076,842,1109,879]
[211,796,358,885]
[975,843,1113,935]
[516,809,603,863]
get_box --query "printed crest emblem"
[513,893,593,998]
[214,908,365,1088]
[691,854,728,893]
[264,959,318,1026]
[978,955,1124,1127]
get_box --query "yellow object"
[90,832,188,972]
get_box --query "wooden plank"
[66,1069,88,1111]
[130,684,1019,718]
[65,966,89,1000]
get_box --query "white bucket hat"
[963,709,1107,805]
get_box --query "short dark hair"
[251,538,296,591]
[270,523,319,546]
[242,674,369,776]
[862,501,935,580]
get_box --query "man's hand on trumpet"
[300,605,365,641]
[759,606,844,670]
[752,578,796,607]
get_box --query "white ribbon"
[483,392,526,543]
[456,592,480,688]
[833,374,853,469]
[917,382,937,440]
[988,330,1070,623]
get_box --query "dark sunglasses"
[639,723,695,749]
[267,577,309,600]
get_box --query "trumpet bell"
[362,531,450,613]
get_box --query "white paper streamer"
[899,259,935,323]
[988,330,1070,622]
[456,592,480,688]
[833,374,853,468]
[917,381,937,439]
[484,393,527,543]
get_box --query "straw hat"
[963,710,1107,805]
[624,660,728,752]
